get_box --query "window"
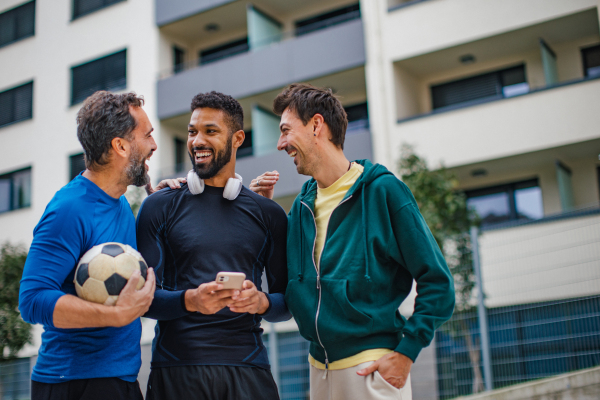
[199,38,249,66]
[69,153,85,181]
[466,179,543,225]
[345,102,369,130]
[174,138,186,173]
[0,1,35,48]
[582,44,600,78]
[72,0,124,20]
[0,358,30,399]
[238,129,253,158]
[0,167,32,214]
[431,65,529,110]
[71,49,126,105]
[0,81,33,128]
[295,3,360,36]
[173,46,185,74]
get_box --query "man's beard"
[189,136,233,180]
[126,143,150,187]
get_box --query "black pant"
[146,365,280,400]
[32,378,143,400]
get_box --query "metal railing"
[0,358,30,400]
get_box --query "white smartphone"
[215,271,246,290]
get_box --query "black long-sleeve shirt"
[136,184,290,369]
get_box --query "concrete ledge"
[455,366,600,400]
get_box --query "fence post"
[268,323,280,394]
[470,226,493,391]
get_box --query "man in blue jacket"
[251,84,455,400]
[19,91,156,400]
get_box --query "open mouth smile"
[195,150,213,163]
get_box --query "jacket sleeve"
[390,200,455,362]
[136,193,191,321]
[260,203,292,323]
[19,204,85,327]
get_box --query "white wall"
[0,0,162,247]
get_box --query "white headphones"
[186,170,243,200]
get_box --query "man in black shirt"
[136,92,290,400]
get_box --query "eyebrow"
[145,127,154,136]
[188,123,220,128]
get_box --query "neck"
[83,167,129,199]
[203,159,237,187]
[313,147,350,189]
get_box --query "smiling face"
[277,107,319,176]
[125,106,156,186]
[187,107,243,180]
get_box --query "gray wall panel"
[157,19,366,120]
[156,0,236,26]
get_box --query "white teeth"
[289,151,297,157]
[195,151,211,158]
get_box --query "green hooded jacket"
[285,159,455,365]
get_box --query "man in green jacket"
[250,83,455,400]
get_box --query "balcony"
[155,0,235,26]
[157,14,365,119]
[391,74,600,169]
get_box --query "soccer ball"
[74,242,148,306]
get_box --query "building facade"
[1,0,599,399]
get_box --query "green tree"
[398,145,484,395]
[0,243,32,359]
[125,186,147,218]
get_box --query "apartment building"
[1,0,599,399]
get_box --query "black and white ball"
[74,242,148,306]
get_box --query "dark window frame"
[0,166,32,214]
[465,178,541,225]
[69,153,86,181]
[199,37,249,66]
[173,46,185,74]
[70,49,127,106]
[295,3,360,37]
[0,0,35,49]
[174,138,186,173]
[72,0,125,20]
[431,64,527,111]
[581,44,600,77]
[0,81,33,129]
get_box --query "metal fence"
[264,330,311,400]
[0,358,30,400]
[435,208,600,399]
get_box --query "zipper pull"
[322,359,329,379]
[317,275,320,289]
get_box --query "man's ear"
[111,136,130,159]
[312,114,325,137]
[232,130,245,149]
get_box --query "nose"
[276,134,286,152]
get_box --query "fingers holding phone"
[185,280,238,315]
[228,280,269,315]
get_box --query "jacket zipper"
[301,195,353,376]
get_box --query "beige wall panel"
[479,213,600,308]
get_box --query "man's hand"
[228,280,269,314]
[145,177,187,195]
[250,171,279,200]
[356,352,413,389]
[185,282,238,315]
[114,268,156,326]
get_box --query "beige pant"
[309,362,412,400]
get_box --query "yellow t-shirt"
[310,162,392,370]
[313,163,364,269]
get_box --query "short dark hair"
[76,91,144,170]
[273,83,348,149]
[190,91,243,134]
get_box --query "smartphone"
[215,272,246,290]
